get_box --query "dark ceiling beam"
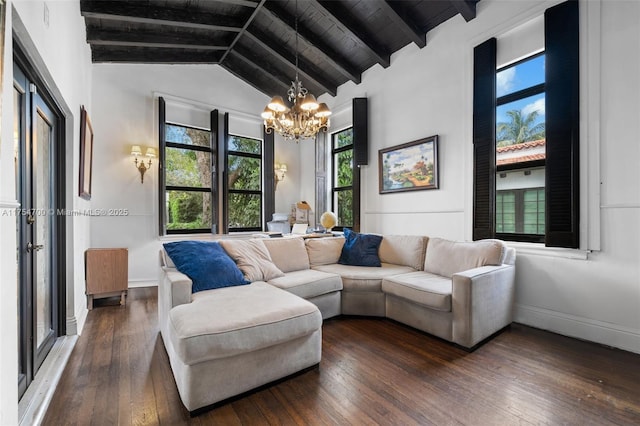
[260,3,360,84]
[228,50,290,92]
[91,46,223,63]
[219,0,266,63]
[210,0,260,7]
[375,1,426,48]
[450,0,477,22]
[86,28,228,50]
[313,0,391,68]
[244,30,336,96]
[79,1,243,32]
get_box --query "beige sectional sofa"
[158,234,516,413]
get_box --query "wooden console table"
[85,248,128,310]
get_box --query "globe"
[320,211,337,231]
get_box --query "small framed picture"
[379,135,439,194]
[79,105,94,200]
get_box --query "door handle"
[26,242,44,253]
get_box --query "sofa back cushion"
[262,237,310,273]
[423,238,504,278]
[378,235,428,270]
[219,239,285,282]
[305,236,345,267]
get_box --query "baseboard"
[19,335,78,426]
[514,303,640,354]
[128,279,158,288]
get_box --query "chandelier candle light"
[261,0,331,142]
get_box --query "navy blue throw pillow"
[163,241,249,293]
[338,228,383,267]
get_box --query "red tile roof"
[496,139,546,166]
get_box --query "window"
[226,134,263,232]
[163,123,214,233]
[331,128,354,229]
[495,53,546,241]
[473,1,579,248]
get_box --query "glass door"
[15,61,60,399]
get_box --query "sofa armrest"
[161,267,193,309]
[451,264,515,348]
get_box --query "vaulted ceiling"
[80,0,480,98]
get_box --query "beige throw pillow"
[219,239,285,282]
[305,236,345,266]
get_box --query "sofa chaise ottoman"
[160,277,322,413]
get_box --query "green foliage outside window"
[333,128,354,228]
[165,126,212,231]
[228,135,263,230]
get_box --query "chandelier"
[261,0,331,142]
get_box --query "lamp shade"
[131,145,142,156]
[300,93,319,111]
[315,103,332,118]
[145,147,157,158]
[279,164,288,173]
[268,96,287,112]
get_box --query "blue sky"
[496,55,545,126]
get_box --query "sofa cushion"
[162,241,249,293]
[338,228,383,267]
[262,237,310,273]
[169,281,322,365]
[378,235,428,270]
[305,236,345,266]
[424,238,504,278]
[382,271,452,312]
[313,263,415,292]
[219,239,285,282]
[267,269,342,299]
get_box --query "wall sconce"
[131,145,156,183]
[275,163,287,189]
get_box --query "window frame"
[330,127,355,231]
[472,0,579,249]
[161,121,214,235]
[495,52,546,243]
[224,133,264,233]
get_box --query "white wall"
[0,0,93,422]
[317,0,640,353]
[90,64,283,284]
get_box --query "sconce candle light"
[131,145,156,183]
[275,163,288,189]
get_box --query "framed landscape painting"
[379,135,439,194]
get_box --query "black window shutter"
[263,129,275,231]
[158,97,166,236]
[221,112,229,233]
[210,109,219,234]
[353,97,368,166]
[545,0,579,248]
[472,38,497,241]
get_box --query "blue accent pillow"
[163,241,249,293]
[338,228,383,267]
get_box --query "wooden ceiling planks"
[81,0,480,96]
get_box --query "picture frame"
[79,105,94,200]
[379,135,439,194]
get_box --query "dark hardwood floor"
[43,287,640,425]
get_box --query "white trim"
[365,209,465,215]
[128,279,157,288]
[0,199,19,208]
[600,204,640,210]
[154,91,262,124]
[582,0,602,252]
[18,336,78,426]
[515,303,640,354]
[507,241,589,260]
